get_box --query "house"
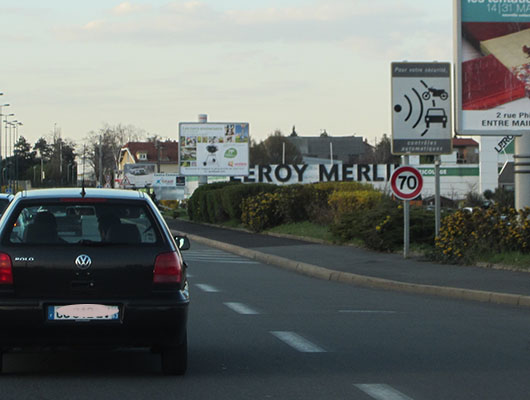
[453,138,479,164]
[286,135,369,164]
[118,140,179,174]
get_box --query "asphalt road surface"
[1,241,529,400]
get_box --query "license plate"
[48,304,120,321]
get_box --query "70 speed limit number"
[390,166,423,201]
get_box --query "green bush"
[205,189,227,223]
[330,196,436,252]
[221,183,277,220]
[303,185,334,225]
[275,185,313,223]
[187,182,237,221]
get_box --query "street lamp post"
[0,102,10,186]
[37,149,45,186]
[2,113,14,189]
[67,162,72,185]
[14,121,22,192]
[5,122,14,192]
[71,162,77,186]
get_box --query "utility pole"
[99,135,103,187]
[156,140,161,173]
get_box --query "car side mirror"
[175,235,190,251]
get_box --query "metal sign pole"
[403,155,410,259]
[435,155,441,236]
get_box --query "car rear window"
[6,201,162,245]
[0,199,10,215]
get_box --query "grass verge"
[476,252,530,270]
[175,216,527,270]
[266,221,335,242]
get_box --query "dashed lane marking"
[270,331,326,353]
[224,302,259,315]
[185,250,259,264]
[355,384,414,400]
[195,284,220,293]
[338,310,397,314]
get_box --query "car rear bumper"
[0,296,189,349]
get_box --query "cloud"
[112,2,150,15]
[54,0,449,60]
[3,7,52,16]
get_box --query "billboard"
[391,62,453,154]
[153,173,186,187]
[122,163,156,188]
[179,122,250,176]
[455,0,530,135]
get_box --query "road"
[1,241,529,399]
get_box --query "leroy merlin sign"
[231,164,480,184]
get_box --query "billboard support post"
[515,134,530,210]
[198,114,208,187]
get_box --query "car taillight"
[0,252,13,285]
[153,252,182,284]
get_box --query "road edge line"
[178,231,530,308]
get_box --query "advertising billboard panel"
[455,0,530,135]
[122,163,156,188]
[179,122,250,176]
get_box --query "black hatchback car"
[0,188,190,374]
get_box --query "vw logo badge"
[75,254,92,270]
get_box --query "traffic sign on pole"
[390,166,423,201]
[391,62,452,155]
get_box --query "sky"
[0,0,452,150]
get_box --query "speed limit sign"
[390,166,423,201]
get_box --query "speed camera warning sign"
[391,62,452,155]
[391,166,423,201]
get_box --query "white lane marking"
[224,302,259,315]
[270,331,326,353]
[187,258,259,264]
[355,384,414,400]
[339,310,397,314]
[195,284,220,293]
[185,251,259,264]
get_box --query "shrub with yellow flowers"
[241,192,283,232]
[433,206,530,264]
[328,190,383,221]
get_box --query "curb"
[177,231,530,309]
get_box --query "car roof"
[15,188,148,201]
[0,193,13,200]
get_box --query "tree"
[34,137,53,160]
[374,134,399,163]
[85,123,145,185]
[14,136,36,181]
[32,131,76,186]
[249,130,303,165]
